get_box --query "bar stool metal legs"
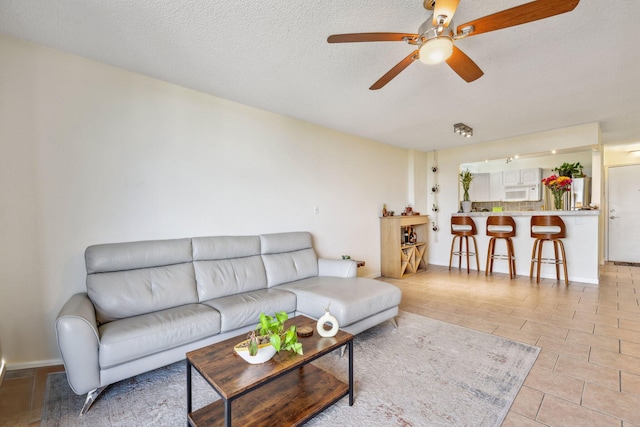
[449,233,480,273]
[530,238,568,285]
[486,235,516,279]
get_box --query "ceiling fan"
[327,0,580,90]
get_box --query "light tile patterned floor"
[0,365,63,426]
[1,262,639,426]
[380,262,640,426]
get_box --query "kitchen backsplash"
[471,201,547,212]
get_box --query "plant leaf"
[292,342,303,355]
[275,311,289,324]
[248,337,258,356]
[258,313,271,336]
[270,334,282,352]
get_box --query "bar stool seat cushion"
[487,225,514,233]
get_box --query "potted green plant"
[553,162,585,178]
[459,169,474,213]
[234,311,303,364]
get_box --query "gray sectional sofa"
[55,231,402,414]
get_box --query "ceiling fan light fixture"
[419,36,453,65]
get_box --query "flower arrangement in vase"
[542,174,572,210]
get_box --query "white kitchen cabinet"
[490,172,503,201]
[520,168,541,185]
[503,168,541,186]
[469,173,490,201]
[502,170,520,187]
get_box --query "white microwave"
[504,184,540,201]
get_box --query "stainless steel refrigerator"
[571,177,591,209]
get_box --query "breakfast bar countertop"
[452,210,600,217]
[449,210,600,284]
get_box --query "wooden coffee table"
[186,315,354,427]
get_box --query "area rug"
[42,311,539,426]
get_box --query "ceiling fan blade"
[327,33,418,43]
[433,0,460,27]
[370,50,419,90]
[445,46,484,82]
[456,0,580,37]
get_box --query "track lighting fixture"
[453,123,473,138]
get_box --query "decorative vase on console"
[542,174,572,210]
[317,305,339,338]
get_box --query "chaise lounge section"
[55,231,401,414]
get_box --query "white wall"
[0,35,423,366]
[604,146,640,167]
[427,123,602,266]
[462,151,594,176]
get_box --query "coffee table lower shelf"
[188,364,348,427]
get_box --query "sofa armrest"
[55,292,101,395]
[318,258,358,278]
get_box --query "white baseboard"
[6,358,63,371]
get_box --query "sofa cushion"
[261,249,319,287]
[260,231,312,254]
[201,289,297,333]
[260,232,318,287]
[192,235,261,261]
[86,238,193,274]
[88,262,198,324]
[276,277,402,327]
[194,256,268,301]
[192,236,268,301]
[98,304,221,369]
[86,238,198,324]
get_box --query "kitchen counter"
[450,210,601,284]
[453,210,599,217]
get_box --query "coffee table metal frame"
[186,315,353,427]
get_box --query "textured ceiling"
[1,0,640,151]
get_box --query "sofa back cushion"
[192,236,267,301]
[260,232,318,287]
[86,238,197,324]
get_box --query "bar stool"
[485,216,517,279]
[529,215,569,285]
[449,216,480,273]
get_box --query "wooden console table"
[380,215,429,278]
